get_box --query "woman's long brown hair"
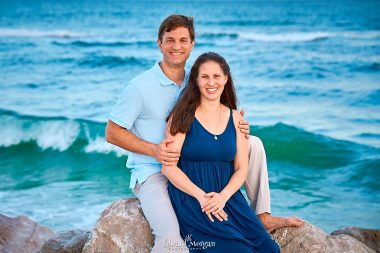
[167,52,238,135]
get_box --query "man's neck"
[159,61,185,87]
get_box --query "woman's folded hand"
[201,192,229,216]
[212,209,228,222]
[197,193,227,222]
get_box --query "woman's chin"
[201,94,221,102]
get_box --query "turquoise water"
[1,0,379,233]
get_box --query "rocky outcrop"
[39,229,90,253]
[83,198,376,253]
[82,198,154,253]
[0,214,56,253]
[1,198,378,253]
[271,221,375,253]
[331,227,380,252]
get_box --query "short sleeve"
[109,83,143,130]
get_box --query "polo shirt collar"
[152,62,188,87]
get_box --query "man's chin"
[164,55,188,63]
[167,60,187,67]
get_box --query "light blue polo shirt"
[109,62,188,189]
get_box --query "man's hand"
[153,138,180,166]
[239,109,250,139]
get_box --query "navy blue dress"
[168,109,280,253]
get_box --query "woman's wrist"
[220,189,232,202]
[194,190,206,202]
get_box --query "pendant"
[214,136,218,140]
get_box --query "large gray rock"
[4,198,374,253]
[39,229,90,253]
[271,221,375,253]
[82,198,377,253]
[0,214,56,253]
[331,227,380,252]
[82,198,154,253]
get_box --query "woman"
[162,52,280,252]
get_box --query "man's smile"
[170,52,184,56]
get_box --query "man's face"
[157,26,194,67]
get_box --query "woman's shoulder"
[220,106,242,127]
[231,109,243,125]
[220,105,240,115]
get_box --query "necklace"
[199,104,222,141]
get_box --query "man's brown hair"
[158,15,195,42]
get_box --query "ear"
[157,39,163,52]
[223,75,228,85]
[190,40,195,50]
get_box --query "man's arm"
[106,120,155,156]
[105,120,180,165]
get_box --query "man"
[106,15,303,252]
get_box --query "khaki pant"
[134,136,271,253]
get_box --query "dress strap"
[227,107,234,129]
[229,107,233,123]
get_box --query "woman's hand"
[213,209,228,222]
[201,191,230,216]
[197,193,215,222]
[197,193,228,222]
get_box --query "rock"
[271,221,376,253]
[0,214,56,253]
[39,229,90,253]
[83,198,376,253]
[3,198,376,253]
[82,198,154,253]
[331,227,380,252]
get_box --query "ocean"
[0,0,379,233]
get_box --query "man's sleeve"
[108,83,143,130]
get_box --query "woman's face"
[196,61,228,102]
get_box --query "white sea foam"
[239,32,333,42]
[0,115,79,151]
[340,31,380,39]
[0,28,87,38]
[84,136,128,157]
[238,31,380,42]
[0,114,128,155]
[33,121,80,151]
